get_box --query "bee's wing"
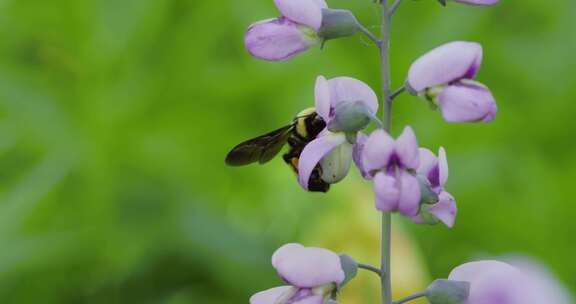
[225,125,293,166]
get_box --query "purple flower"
[407,41,497,123]
[298,76,378,190]
[250,243,345,304]
[360,127,422,216]
[411,147,458,228]
[244,0,328,61]
[455,0,500,6]
[448,260,572,304]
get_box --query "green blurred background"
[0,0,574,303]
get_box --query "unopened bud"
[319,9,359,41]
[426,279,470,304]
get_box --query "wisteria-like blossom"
[244,0,328,61]
[358,127,421,216]
[298,76,378,190]
[449,260,572,304]
[250,243,344,304]
[407,41,497,123]
[411,147,457,228]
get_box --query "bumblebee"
[225,108,330,192]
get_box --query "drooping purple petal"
[374,172,400,212]
[362,129,395,175]
[314,76,331,122]
[352,133,370,179]
[274,0,325,30]
[438,81,497,123]
[438,147,449,187]
[407,41,483,92]
[298,132,346,190]
[245,18,318,61]
[272,243,345,288]
[397,171,421,217]
[250,286,296,304]
[428,191,457,228]
[455,0,500,6]
[328,77,379,117]
[395,126,420,169]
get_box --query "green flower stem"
[356,22,382,46]
[388,0,404,18]
[389,86,406,100]
[380,1,393,304]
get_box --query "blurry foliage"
[0,0,574,303]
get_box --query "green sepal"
[327,101,371,133]
[318,9,359,41]
[338,254,358,289]
[427,279,470,304]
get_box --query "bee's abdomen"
[283,136,330,193]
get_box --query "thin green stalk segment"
[358,263,382,276]
[393,291,427,304]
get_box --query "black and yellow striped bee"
[225,108,330,192]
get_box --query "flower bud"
[426,279,470,304]
[327,101,372,133]
[318,9,359,41]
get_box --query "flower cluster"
[237,0,572,304]
[290,74,458,227]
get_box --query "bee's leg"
[307,168,330,193]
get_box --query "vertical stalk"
[380,1,393,304]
